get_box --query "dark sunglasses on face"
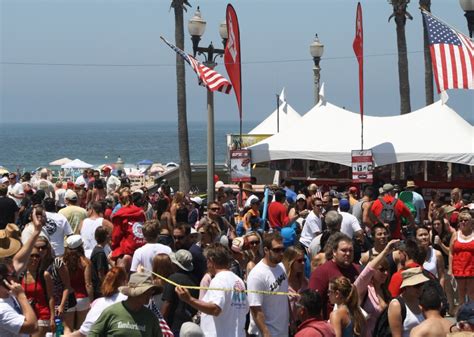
[270,247,285,253]
[35,245,47,251]
[248,240,260,246]
[210,207,220,211]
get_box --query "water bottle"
[55,317,64,337]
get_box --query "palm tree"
[389,0,413,114]
[170,0,192,192]
[420,0,433,105]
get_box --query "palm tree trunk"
[420,0,433,105]
[174,1,191,192]
[395,13,411,114]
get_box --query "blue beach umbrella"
[137,159,153,166]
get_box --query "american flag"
[422,11,474,93]
[148,299,174,337]
[161,36,232,94]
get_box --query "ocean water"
[0,121,257,172]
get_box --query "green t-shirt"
[89,301,163,337]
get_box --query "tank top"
[423,246,438,278]
[452,231,474,277]
[70,266,88,298]
[80,217,103,259]
[22,272,51,320]
[402,303,424,337]
[342,320,354,337]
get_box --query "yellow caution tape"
[148,269,299,297]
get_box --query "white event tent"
[249,88,302,134]
[248,95,474,167]
[61,159,94,169]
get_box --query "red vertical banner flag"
[353,2,363,122]
[225,4,242,121]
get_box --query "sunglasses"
[35,245,47,251]
[270,247,285,254]
[209,207,220,211]
[248,240,260,246]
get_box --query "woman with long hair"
[282,246,308,334]
[329,276,366,337]
[449,211,474,305]
[355,239,398,337]
[62,235,93,334]
[68,267,128,337]
[415,225,445,288]
[170,191,188,226]
[22,243,55,336]
[243,231,263,278]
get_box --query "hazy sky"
[1,0,473,125]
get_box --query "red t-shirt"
[388,262,420,297]
[268,201,289,229]
[309,260,360,320]
[111,205,146,259]
[370,195,412,239]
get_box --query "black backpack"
[380,198,398,233]
[373,297,406,337]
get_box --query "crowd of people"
[0,167,473,337]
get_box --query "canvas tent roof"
[61,159,93,169]
[249,88,302,134]
[248,96,474,167]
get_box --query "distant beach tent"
[137,159,153,166]
[61,159,94,169]
[49,157,72,166]
[248,88,302,135]
[249,92,474,167]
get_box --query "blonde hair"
[329,276,366,336]
[282,246,305,281]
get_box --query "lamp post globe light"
[460,0,474,38]
[188,7,227,204]
[309,34,324,106]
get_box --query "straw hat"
[405,180,418,189]
[242,182,254,192]
[0,224,22,258]
[119,272,160,297]
[400,267,430,289]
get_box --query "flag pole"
[276,94,280,133]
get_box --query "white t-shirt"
[80,217,104,258]
[299,210,322,247]
[339,211,362,239]
[21,223,50,245]
[308,233,323,258]
[130,243,172,272]
[45,212,73,256]
[79,292,127,335]
[200,270,249,337]
[74,175,88,189]
[106,175,121,195]
[8,183,24,207]
[0,296,29,337]
[247,261,289,337]
[55,188,66,208]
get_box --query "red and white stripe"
[188,56,232,94]
[430,25,474,92]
